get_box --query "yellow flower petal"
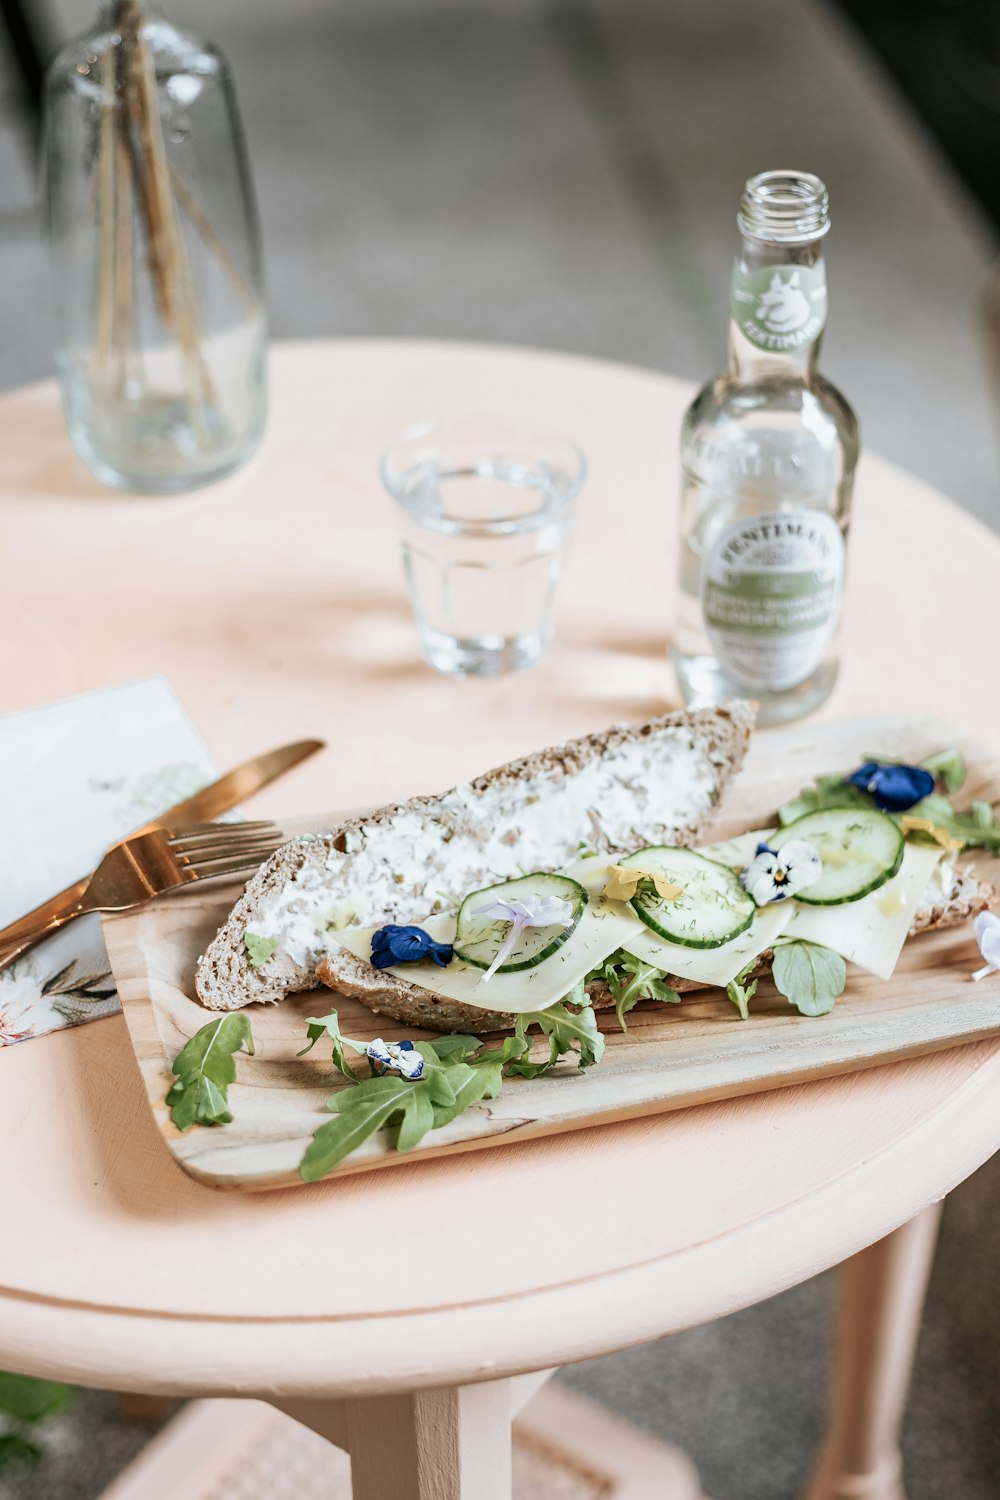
[603,865,640,901]
[899,816,965,854]
[603,865,683,903]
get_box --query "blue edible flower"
[370,924,454,969]
[844,760,935,813]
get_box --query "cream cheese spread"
[251,730,718,968]
[913,854,959,923]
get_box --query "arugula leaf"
[428,1059,504,1130]
[921,748,966,793]
[772,939,846,1017]
[167,1075,231,1131]
[298,1010,368,1077]
[586,949,681,1030]
[778,774,872,825]
[300,1076,414,1179]
[508,1001,605,1077]
[973,800,997,829]
[725,961,758,1021]
[296,1015,535,1180]
[904,794,1000,852]
[300,1068,462,1179]
[395,1079,437,1152]
[420,1034,482,1063]
[296,1003,595,1182]
[470,1034,528,1071]
[244,931,279,967]
[166,1014,254,1130]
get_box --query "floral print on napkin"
[0,954,118,1044]
[0,677,219,1046]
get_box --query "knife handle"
[0,903,85,970]
[0,879,90,967]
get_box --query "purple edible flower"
[370,924,454,969]
[844,760,935,813]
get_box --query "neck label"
[730,263,826,352]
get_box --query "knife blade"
[0,738,323,958]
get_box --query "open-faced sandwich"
[180,707,999,1179]
[196,704,755,1023]
[196,706,995,1032]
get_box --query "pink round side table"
[2,340,999,1500]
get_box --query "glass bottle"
[672,171,859,725]
[43,1,266,494]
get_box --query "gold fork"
[0,821,283,971]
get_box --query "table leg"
[343,1380,513,1500]
[802,1201,943,1500]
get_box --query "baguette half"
[196,702,756,1014]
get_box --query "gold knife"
[0,738,323,959]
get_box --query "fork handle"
[0,905,86,971]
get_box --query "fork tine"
[169,830,282,857]
[168,820,278,845]
[175,843,284,867]
[184,850,282,881]
[180,836,283,869]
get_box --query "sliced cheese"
[699,828,777,869]
[332,891,640,1015]
[784,842,942,981]
[568,851,793,988]
[620,900,795,987]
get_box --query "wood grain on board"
[103,713,1000,1192]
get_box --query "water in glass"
[385,424,584,678]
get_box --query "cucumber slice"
[619,846,755,949]
[770,808,904,905]
[453,873,588,973]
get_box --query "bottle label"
[701,510,844,691]
[730,263,827,352]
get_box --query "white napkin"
[0,676,218,1044]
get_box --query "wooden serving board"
[103,714,1000,1192]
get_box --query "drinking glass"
[381,417,586,677]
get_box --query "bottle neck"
[727,236,827,383]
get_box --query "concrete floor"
[1,3,999,1498]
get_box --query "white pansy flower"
[366,1038,424,1079]
[472,894,575,982]
[971,912,1000,982]
[741,840,823,906]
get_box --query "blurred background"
[1,1,999,1497]
[3,0,1000,527]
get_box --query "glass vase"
[43,2,267,494]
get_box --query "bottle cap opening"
[738,170,830,244]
